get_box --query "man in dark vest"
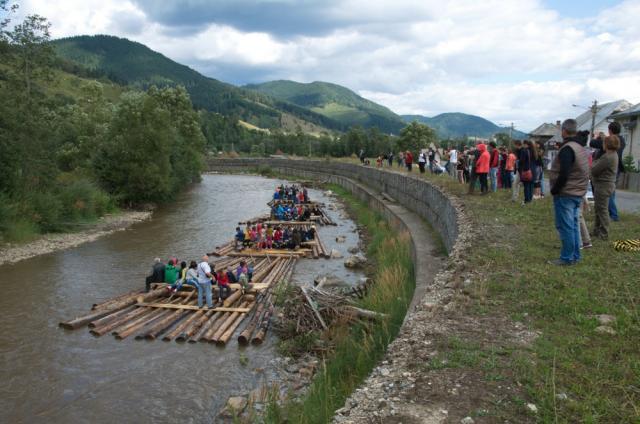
[548,119,590,266]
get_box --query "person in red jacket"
[475,143,490,194]
[405,150,413,172]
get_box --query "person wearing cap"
[145,258,165,292]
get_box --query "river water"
[0,174,362,423]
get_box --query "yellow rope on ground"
[613,239,640,252]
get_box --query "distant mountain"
[52,35,342,132]
[402,112,528,139]
[244,80,406,134]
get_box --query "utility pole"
[508,122,514,149]
[590,99,598,137]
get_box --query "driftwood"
[341,306,387,320]
[274,282,384,346]
[301,286,328,330]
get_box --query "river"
[0,174,362,423]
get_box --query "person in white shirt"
[449,148,458,179]
[196,255,214,308]
[418,150,427,173]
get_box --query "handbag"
[520,169,533,182]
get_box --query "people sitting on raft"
[271,204,317,221]
[231,221,317,252]
[235,260,254,292]
[234,226,244,250]
[272,184,309,203]
[216,269,230,302]
[166,256,215,309]
[145,257,166,292]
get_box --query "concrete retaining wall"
[208,158,459,253]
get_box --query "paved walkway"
[541,178,640,213]
[616,189,640,213]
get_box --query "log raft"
[60,255,297,346]
[59,188,340,347]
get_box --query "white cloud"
[14,0,640,131]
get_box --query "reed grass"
[269,185,415,423]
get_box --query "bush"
[27,191,64,232]
[0,179,116,241]
[4,219,40,243]
[622,155,638,173]
[58,179,114,221]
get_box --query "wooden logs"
[210,301,251,344]
[88,305,137,328]
[223,289,243,308]
[251,304,274,345]
[190,310,225,343]
[238,293,271,345]
[140,303,194,340]
[91,289,143,310]
[166,308,206,342]
[60,303,131,330]
[175,308,217,342]
[216,308,249,346]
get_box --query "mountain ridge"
[243,80,406,134]
[402,112,528,139]
[52,35,344,132]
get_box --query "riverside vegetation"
[0,7,204,243]
[263,185,416,423]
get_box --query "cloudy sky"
[12,0,640,131]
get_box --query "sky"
[10,0,640,132]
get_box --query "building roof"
[529,123,559,137]
[575,99,633,132]
[609,102,640,119]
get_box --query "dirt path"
[0,210,152,267]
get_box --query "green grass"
[270,184,415,423]
[311,103,369,124]
[394,168,640,422]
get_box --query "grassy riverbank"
[267,185,415,423]
[390,167,640,422]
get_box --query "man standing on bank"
[548,119,590,266]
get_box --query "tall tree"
[6,14,54,99]
[397,121,438,152]
[95,91,173,204]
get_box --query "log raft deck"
[60,195,335,347]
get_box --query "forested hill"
[52,35,343,132]
[402,112,528,139]
[244,80,406,134]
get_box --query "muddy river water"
[0,174,362,423]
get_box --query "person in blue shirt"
[234,226,245,250]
